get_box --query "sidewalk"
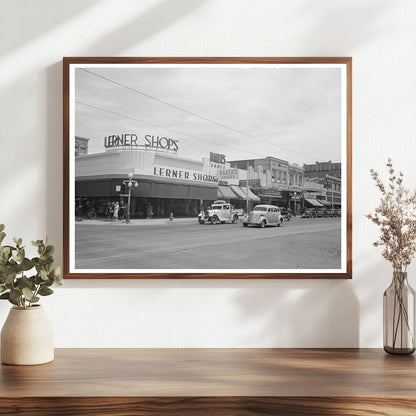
[75,217,198,226]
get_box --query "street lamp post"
[123,173,138,224]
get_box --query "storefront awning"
[76,178,218,200]
[218,185,238,200]
[304,198,324,207]
[241,186,261,202]
[230,185,261,202]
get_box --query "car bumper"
[243,215,263,225]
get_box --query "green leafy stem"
[0,224,62,309]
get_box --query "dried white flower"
[367,159,416,272]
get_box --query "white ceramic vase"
[1,305,54,365]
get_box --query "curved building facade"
[75,141,218,218]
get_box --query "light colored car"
[243,204,283,228]
[198,200,245,224]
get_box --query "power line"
[80,68,321,162]
[76,100,275,160]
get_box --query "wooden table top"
[1,348,415,398]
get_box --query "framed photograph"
[63,57,352,279]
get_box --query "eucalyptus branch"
[0,225,62,309]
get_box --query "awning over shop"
[218,185,238,200]
[76,178,217,200]
[304,198,324,207]
[150,182,189,199]
[319,200,331,206]
[230,185,261,202]
[240,186,261,202]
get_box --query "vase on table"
[383,271,415,355]
[1,305,54,365]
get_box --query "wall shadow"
[84,0,205,56]
[232,279,359,347]
[290,0,393,53]
[0,0,101,56]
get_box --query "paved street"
[75,217,342,270]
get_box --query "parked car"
[243,205,283,228]
[280,207,293,221]
[323,208,341,217]
[325,208,338,217]
[301,208,317,218]
[198,200,244,224]
[315,208,326,218]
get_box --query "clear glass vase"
[383,271,415,355]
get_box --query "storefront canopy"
[76,178,217,200]
[218,185,238,200]
[230,185,261,202]
[304,198,324,207]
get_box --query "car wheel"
[278,218,283,227]
[259,220,266,228]
[198,218,205,225]
[210,216,218,225]
[232,215,238,224]
[243,223,248,227]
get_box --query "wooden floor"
[1,348,416,415]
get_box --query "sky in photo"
[74,64,343,166]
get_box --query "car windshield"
[253,207,267,212]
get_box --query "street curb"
[75,218,198,226]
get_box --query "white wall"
[1,0,415,347]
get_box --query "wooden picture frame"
[63,57,352,279]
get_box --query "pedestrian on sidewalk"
[119,201,125,221]
[146,203,153,219]
[113,202,119,221]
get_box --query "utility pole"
[246,161,250,214]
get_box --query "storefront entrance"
[75,177,217,219]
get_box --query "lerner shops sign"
[104,133,179,152]
[153,166,217,183]
[104,133,216,183]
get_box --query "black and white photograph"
[64,58,352,278]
